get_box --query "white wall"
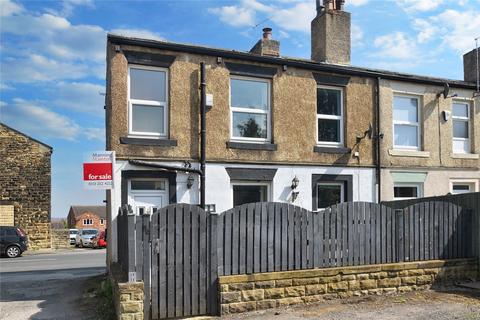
[206,163,376,213]
[108,160,375,263]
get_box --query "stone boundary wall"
[110,263,144,320]
[51,229,70,249]
[219,259,478,315]
[24,222,51,250]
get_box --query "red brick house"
[67,205,106,231]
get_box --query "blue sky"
[1,0,479,218]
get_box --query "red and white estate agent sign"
[83,151,115,189]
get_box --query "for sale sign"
[83,151,115,189]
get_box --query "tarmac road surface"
[0,249,106,320]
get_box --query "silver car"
[75,229,98,248]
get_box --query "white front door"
[128,179,169,215]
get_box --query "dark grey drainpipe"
[376,77,382,203]
[200,62,206,209]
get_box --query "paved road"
[0,249,106,320]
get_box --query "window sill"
[388,149,430,158]
[120,136,177,147]
[313,146,351,154]
[226,141,277,151]
[450,153,479,159]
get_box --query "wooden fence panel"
[116,192,478,319]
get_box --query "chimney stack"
[250,27,280,57]
[463,47,479,84]
[311,0,351,65]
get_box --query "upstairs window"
[317,86,343,146]
[128,65,168,137]
[83,219,93,226]
[230,77,270,142]
[393,95,420,150]
[452,101,470,154]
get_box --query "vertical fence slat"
[143,214,151,320]
[183,207,191,317]
[232,206,240,275]
[365,203,371,265]
[307,209,314,269]
[348,202,354,266]
[254,204,261,273]
[281,204,288,271]
[302,208,308,269]
[353,204,359,266]
[247,203,255,274]
[190,207,199,315]
[274,203,282,271]
[224,211,232,276]
[167,208,175,318]
[325,207,332,267]
[199,208,207,315]
[294,206,301,269]
[239,205,247,275]
[267,203,275,272]
[287,204,294,270]
[375,204,381,264]
[341,203,348,267]
[335,205,342,267]
[261,203,268,272]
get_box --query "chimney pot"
[250,27,280,57]
[263,27,272,40]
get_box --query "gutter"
[129,160,202,174]
[108,34,477,90]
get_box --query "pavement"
[0,249,106,320]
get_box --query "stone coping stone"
[218,259,477,284]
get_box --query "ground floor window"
[451,183,474,195]
[394,183,422,200]
[83,219,93,226]
[317,182,344,209]
[232,182,269,206]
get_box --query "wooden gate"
[147,204,218,319]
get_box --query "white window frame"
[393,93,421,151]
[316,85,344,147]
[128,64,169,138]
[452,100,471,154]
[231,181,271,207]
[230,75,271,143]
[316,182,345,209]
[449,179,479,194]
[83,219,93,226]
[393,182,423,200]
[100,218,105,225]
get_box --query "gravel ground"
[224,287,480,320]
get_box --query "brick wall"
[75,212,107,231]
[219,259,478,314]
[0,124,52,249]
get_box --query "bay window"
[452,101,470,154]
[128,65,168,137]
[393,95,420,150]
[230,77,270,142]
[317,86,343,146]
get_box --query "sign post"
[83,151,115,190]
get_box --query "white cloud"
[0,98,104,141]
[0,0,23,17]
[351,23,364,48]
[52,82,105,115]
[414,9,480,54]
[208,5,257,27]
[271,2,314,33]
[1,98,80,140]
[110,28,164,41]
[348,0,370,6]
[2,54,94,83]
[373,32,418,60]
[396,0,443,12]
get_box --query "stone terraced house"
[0,123,52,250]
[105,0,479,262]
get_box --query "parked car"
[75,229,98,248]
[0,226,28,258]
[91,230,107,249]
[69,229,78,245]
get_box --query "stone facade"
[0,123,52,250]
[110,264,144,320]
[219,259,478,315]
